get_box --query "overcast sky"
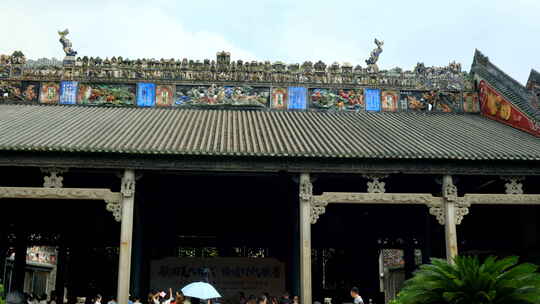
[1,0,538,84]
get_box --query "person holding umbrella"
[181,282,221,304]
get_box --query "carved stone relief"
[363,174,388,193]
[40,167,67,188]
[502,176,524,194]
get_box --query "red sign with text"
[479,80,540,137]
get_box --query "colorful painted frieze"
[287,87,307,110]
[364,88,381,112]
[0,66,10,78]
[400,91,430,111]
[310,88,336,109]
[381,90,399,112]
[271,87,287,109]
[156,85,175,107]
[21,81,40,102]
[39,82,60,104]
[59,81,79,105]
[137,83,156,107]
[175,85,269,107]
[433,91,462,112]
[463,92,480,113]
[310,88,364,110]
[77,83,136,106]
[0,81,22,102]
[337,89,364,110]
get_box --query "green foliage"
[397,255,540,304]
[0,283,5,304]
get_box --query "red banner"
[479,80,540,137]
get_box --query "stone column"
[118,170,136,304]
[442,175,458,263]
[55,245,67,304]
[13,229,27,292]
[131,194,143,298]
[299,173,312,304]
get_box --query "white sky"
[1,0,538,84]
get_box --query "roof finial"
[365,38,384,73]
[58,28,77,65]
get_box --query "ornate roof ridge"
[528,68,540,84]
[473,49,528,91]
[472,49,540,121]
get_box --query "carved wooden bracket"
[299,173,327,224]
[362,174,388,193]
[106,200,122,222]
[437,175,470,225]
[40,167,68,188]
[121,171,135,198]
[428,202,445,225]
[310,197,328,224]
[501,176,524,194]
[106,170,137,222]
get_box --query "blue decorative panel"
[137,83,156,107]
[59,81,78,105]
[364,88,381,112]
[287,87,307,110]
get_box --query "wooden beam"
[0,187,121,202]
[315,192,540,206]
[316,192,442,205]
[464,194,540,205]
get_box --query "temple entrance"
[311,203,440,304]
[134,173,300,300]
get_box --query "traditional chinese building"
[0,33,539,304]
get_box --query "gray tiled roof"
[472,50,540,121]
[529,69,540,85]
[0,104,539,161]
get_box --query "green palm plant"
[397,255,540,304]
[0,283,5,304]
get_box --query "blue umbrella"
[181,282,221,300]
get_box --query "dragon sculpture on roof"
[58,29,77,57]
[366,38,384,73]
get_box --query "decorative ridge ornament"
[58,29,77,65]
[366,38,384,73]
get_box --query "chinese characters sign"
[137,83,156,107]
[151,258,285,298]
[365,88,381,111]
[287,87,307,110]
[60,81,78,105]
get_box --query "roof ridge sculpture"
[0,31,473,92]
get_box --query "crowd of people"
[237,291,299,304]
[7,287,364,304]
[85,290,300,304]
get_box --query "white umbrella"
[181,282,221,300]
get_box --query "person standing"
[350,287,363,304]
[94,295,102,304]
